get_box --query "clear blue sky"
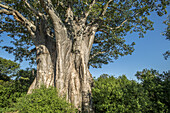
[0,9,170,80]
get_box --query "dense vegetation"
[0,0,169,111]
[0,57,35,112]
[0,57,169,112]
[92,70,170,113]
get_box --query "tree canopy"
[0,0,169,68]
[93,70,170,112]
[0,57,19,82]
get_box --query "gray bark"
[27,16,97,112]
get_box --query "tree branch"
[0,4,10,10]
[115,19,128,29]
[84,0,96,19]
[86,24,98,55]
[39,0,65,29]
[65,1,74,23]
[100,19,128,31]
[0,3,36,37]
[24,0,43,17]
[99,13,139,32]
[89,51,106,60]
[58,1,65,8]
[100,0,113,17]
[85,0,113,29]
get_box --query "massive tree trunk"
[26,1,98,112]
[28,38,93,112]
[27,17,96,112]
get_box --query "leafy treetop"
[0,57,19,76]
[0,0,169,68]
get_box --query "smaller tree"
[92,74,150,113]
[135,69,170,112]
[0,57,19,78]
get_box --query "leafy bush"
[0,81,26,111]
[5,86,77,113]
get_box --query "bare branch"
[100,19,128,31]
[100,0,113,17]
[115,19,128,29]
[24,0,43,17]
[0,9,13,15]
[58,1,66,8]
[99,12,139,32]
[0,3,11,10]
[84,0,96,19]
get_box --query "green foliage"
[0,57,19,76]
[135,69,170,112]
[0,80,26,111]
[0,68,35,112]
[93,71,170,113]
[13,68,36,92]
[0,57,75,112]
[0,0,169,68]
[5,86,77,113]
[92,74,150,113]
[0,57,35,112]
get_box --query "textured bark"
[26,1,98,112]
[28,42,93,112]
[27,18,96,112]
[28,21,56,93]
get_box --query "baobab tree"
[0,0,169,112]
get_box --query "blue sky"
[90,11,170,80]
[0,9,170,80]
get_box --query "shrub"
[5,86,77,113]
[0,81,26,112]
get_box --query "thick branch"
[87,25,98,54]
[39,0,65,30]
[0,4,36,37]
